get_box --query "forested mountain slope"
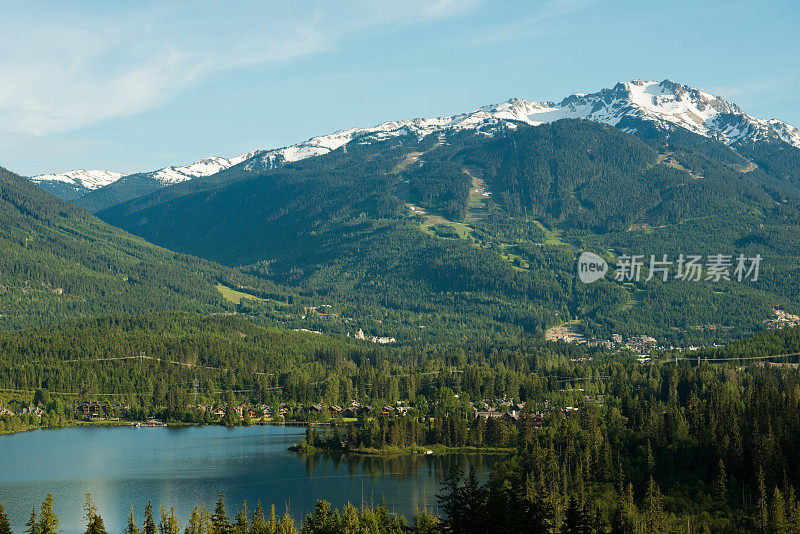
[96,119,800,344]
[0,166,284,329]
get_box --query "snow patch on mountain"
[245,79,800,171]
[145,152,262,184]
[33,79,800,191]
[31,169,124,190]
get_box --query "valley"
[4,75,800,533]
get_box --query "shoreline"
[0,418,354,436]
[289,442,515,457]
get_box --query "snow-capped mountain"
[31,79,800,205]
[141,153,262,185]
[243,79,799,171]
[31,169,124,190]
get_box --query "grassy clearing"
[216,283,268,305]
[531,220,567,246]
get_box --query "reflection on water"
[0,425,504,534]
[300,451,497,485]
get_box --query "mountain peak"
[31,169,124,190]
[30,78,800,201]
[242,78,799,172]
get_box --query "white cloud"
[0,0,480,138]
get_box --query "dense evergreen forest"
[0,166,299,330]
[89,120,800,344]
[5,323,800,531]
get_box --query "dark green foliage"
[211,496,230,534]
[143,503,156,534]
[83,120,800,345]
[84,495,108,534]
[464,120,658,230]
[0,165,288,330]
[37,496,58,534]
[406,161,470,220]
[0,502,11,534]
[74,174,163,214]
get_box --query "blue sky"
[1,0,798,176]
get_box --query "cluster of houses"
[473,399,539,425]
[471,397,605,426]
[74,401,130,419]
[765,308,800,330]
[184,400,414,421]
[0,405,45,417]
[52,396,601,428]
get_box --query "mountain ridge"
[31,78,800,210]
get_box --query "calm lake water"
[0,425,501,533]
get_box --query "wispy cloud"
[468,0,598,45]
[0,0,480,139]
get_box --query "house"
[329,405,342,415]
[74,401,126,419]
[503,411,520,423]
[474,409,502,420]
[343,407,357,418]
[19,406,45,417]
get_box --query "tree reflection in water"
[300,452,501,483]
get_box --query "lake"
[0,425,502,533]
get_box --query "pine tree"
[126,508,139,534]
[771,487,788,534]
[0,502,13,534]
[25,508,38,534]
[38,495,59,534]
[83,495,107,534]
[758,468,769,534]
[210,496,230,534]
[561,496,588,534]
[410,509,439,534]
[184,508,200,534]
[144,503,157,534]
[714,459,728,509]
[339,504,359,534]
[159,507,180,534]
[274,513,295,534]
[250,503,267,534]
[644,477,663,534]
[232,503,248,534]
[300,501,338,534]
[268,506,277,534]
[787,487,800,534]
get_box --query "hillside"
[95,119,800,344]
[73,154,261,212]
[0,165,285,329]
